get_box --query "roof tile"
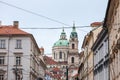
[0,26,30,35]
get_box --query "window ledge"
[0,48,6,49]
[0,64,7,66]
[13,65,22,67]
[15,48,22,49]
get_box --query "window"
[72,44,75,49]
[16,40,22,49]
[64,53,65,59]
[17,75,20,80]
[0,56,4,65]
[0,40,5,49]
[59,52,62,59]
[0,75,4,80]
[54,52,55,59]
[16,56,21,65]
[71,57,74,63]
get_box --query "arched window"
[64,53,65,59]
[54,52,55,59]
[71,57,74,63]
[72,44,75,49]
[59,52,62,59]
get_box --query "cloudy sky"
[0,0,108,55]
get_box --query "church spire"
[70,22,78,38]
[72,21,76,32]
[62,27,64,32]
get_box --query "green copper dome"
[53,28,69,47]
[53,40,69,47]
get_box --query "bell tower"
[69,23,79,53]
[68,23,79,67]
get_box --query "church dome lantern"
[53,28,69,47]
[70,23,78,39]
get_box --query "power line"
[0,1,70,26]
[21,26,91,29]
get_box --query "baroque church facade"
[52,24,79,68]
[44,24,80,80]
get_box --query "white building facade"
[0,21,46,80]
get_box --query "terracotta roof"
[43,56,57,65]
[90,22,103,27]
[45,71,62,79]
[53,74,62,79]
[51,67,62,72]
[0,26,30,35]
[58,61,67,65]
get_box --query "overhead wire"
[0,0,70,26]
[21,26,91,29]
[0,1,93,33]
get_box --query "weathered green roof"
[70,26,78,38]
[70,31,78,38]
[53,40,69,47]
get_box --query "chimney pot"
[13,21,19,28]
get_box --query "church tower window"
[72,44,75,49]
[54,52,55,59]
[71,57,74,63]
[59,52,62,59]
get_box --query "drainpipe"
[7,35,10,80]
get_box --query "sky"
[0,0,108,55]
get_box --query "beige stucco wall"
[108,1,120,80]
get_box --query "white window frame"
[0,56,5,65]
[0,74,4,80]
[16,40,22,49]
[0,40,5,49]
[14,53,23,66]
[16,56,21,66]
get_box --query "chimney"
[13,21,19,28]
[40,47,44,55]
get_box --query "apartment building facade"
[0,21,46,80]
[92,28,109,80]
[103,0,120,80]
[78,22,102,80]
